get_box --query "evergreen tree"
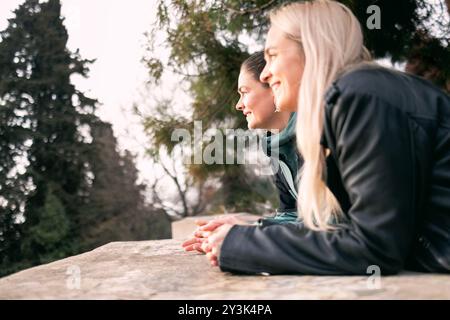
[23,183,71,264]
[0,0,172,276]
[0,0,97,274]
[80,122,171,250]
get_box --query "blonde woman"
[201,0,450,274]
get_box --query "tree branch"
[223,0,277,16]
[159,155,190,217]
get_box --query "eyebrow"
[264,46,276,56]
[237,86,248,93]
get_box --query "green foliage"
[29,187,70,247]
[79,122,171,251]
[141,0,449,217]
[22,184,72,264]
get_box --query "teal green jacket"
[259,113,302,226]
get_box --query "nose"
[260,63,271,84]
[235,97,244,111]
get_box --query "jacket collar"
[262,112,297,157]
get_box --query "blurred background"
[0,0,449,277]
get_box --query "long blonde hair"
[269,0,372,231]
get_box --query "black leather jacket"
[219,65,450,275]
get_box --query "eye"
[266,51,276,61]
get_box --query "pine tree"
[1,0,173,276]
[80,122,171,250]
[23,184,71,264]
[0,0,97,274]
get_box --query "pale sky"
[0,0,166,184]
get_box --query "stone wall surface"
[0,239,449,299]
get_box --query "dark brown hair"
[241,51,269,88]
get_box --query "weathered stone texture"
[0,239,448,299]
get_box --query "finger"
[206,252,218,267]
[194,243,205,253]
[189,243,205,253]
[182,236,206,246]
[207,230,223,245]
[195,219,209,226]
[201,241,211,253]
[211,246,218,256]
[201,220,223,229]
[182,237,200,247]
[184,244,198,252]
[192,226,206,236]
[206,251,215,262]
[200,221,224,232]
[184,241,207,253]
[194,230,211,238]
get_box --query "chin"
[277,105,290,112]
[275,99,293,112]
[275,92,294,112]
[247,120,259,130]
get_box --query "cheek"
[246,93,261,110]
[259,108,274,124]
[242,96,250,108]
[289,60,304,87]
[271,62,280,78]
[255,98,275,121]
[273,59,288,78]
[285,69,300,95]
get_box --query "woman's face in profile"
[235,68,277,130]
[260,25,305,112]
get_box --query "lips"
[270,82,280,91]
[243,110,252,116]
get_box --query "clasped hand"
[181,215,248,267]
